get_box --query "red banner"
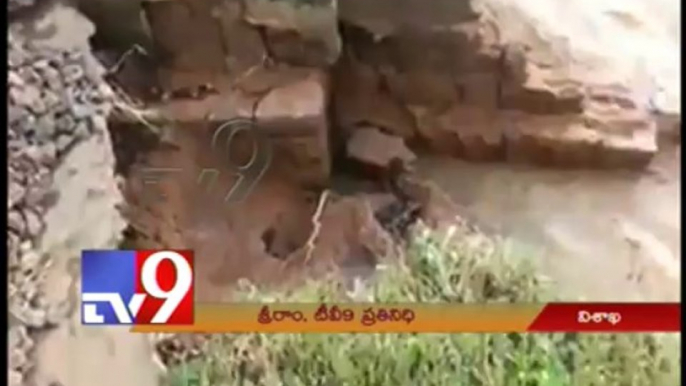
[527,303,681,332]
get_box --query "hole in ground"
[107,119,402,302]
[262,226,301,261]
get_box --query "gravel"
[7,31,113,385]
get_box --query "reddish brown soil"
[119,123,397,302]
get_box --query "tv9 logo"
[137,117,273,205]
[81,250,194,325]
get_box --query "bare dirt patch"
[415,140,681,302]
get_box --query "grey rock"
[33,59,50,71]
[9,85,39,107]
[8,105,26,125]
[16,279,39,302]
[7,71,24,87]
[8,369,23,386]
[9,348,28,371]
[40,142,58,165]
[8,48,25,66]
[74,120,91,137]
[8,142,24,156]
[8,283,19,299]
[40,90,62,112]
[71,101,95,119]
[62,63,84,84]
[19,241,33,254]
[30,293,50,310]
[55,113,76,133]
[23,208,44,237]
[7,232,21,258]
[28,93,48,115]
[34,115,57,141]
[56,134,75,152]
[22,144,42,160]
[7,326,31,351]
[20,250,42,270]
[11,304,47,328]
[8,211,26,234]
[8,183,26,208]
[42,67,63,90]
[90,115,108,133]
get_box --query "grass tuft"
[164,225,680,386]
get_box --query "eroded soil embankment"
[113,119,444,303]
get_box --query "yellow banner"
[132,303,544,333]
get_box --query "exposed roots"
[304,189,330,264]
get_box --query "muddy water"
[416,142,681,302]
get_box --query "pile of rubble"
[7,32,114,386]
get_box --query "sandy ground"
[416,142,681,302]
[31,122,161,386]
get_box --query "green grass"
[164,225,680,386]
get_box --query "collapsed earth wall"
[136,0,664,177]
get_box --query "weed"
[164,225,680,386]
